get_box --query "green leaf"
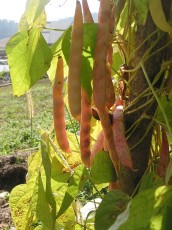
[111,186,172,230]
[61,23,98,99]
[57,205,75,229]
[6,28,52,96]
[19,0,50,31]
[53,184,68,212]
[108,202,131,230]
[117,1,128,31]
[61,26,71,64]
[74,224,83,230]
[66,131,80,154]
[165,160,172,185]
[9,184,33,230]
[90,151,117,184]
[34,226,49,230]
[9,172,42,229]
[133,0,149,25]
[57,165,87,218]
[33,172,54,229]
[156,93,172,130]
[47,32,67,82]
[51,156,70,183]
[27,150,42,181]
[40,132,71,214]
[139,172,164,192]
[40,133,56,224]
[81,23,98,99]
[111,49,123,75]
[95,190,130,230]
[149,0,172,32]
[115,0,126,25]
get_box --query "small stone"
[0,191,9,199]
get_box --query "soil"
[0,152,29,229]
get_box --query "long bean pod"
[80,90,92,167]
[112,105,134,169]
[98,108,119,175]
[82,0,94,23]
[53,56,71,153]
[68,1,83,121]
[93,0,111,110]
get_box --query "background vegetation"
[0,79,53,154]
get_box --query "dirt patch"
[0,152,29,229]
[0,153,28,191]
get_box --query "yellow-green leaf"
[57,165,87,218]
[33,172,55,229]
[19,0,50,31]
[9,184,33,230]
[6,28,52,96]
[149,0,172,32]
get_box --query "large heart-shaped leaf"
[6,28,52,96]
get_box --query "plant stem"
[141,63,172,139]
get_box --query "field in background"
[0,79,53,155]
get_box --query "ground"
[0,152,29,229]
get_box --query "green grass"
[0,79,53,155]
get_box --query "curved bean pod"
[112,105,134,169]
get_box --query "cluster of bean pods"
[53,0,134,177]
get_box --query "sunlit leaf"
[52,130,81,169]
[9,184,33,230]
[90,118,102,147]
[27,150,42,181]
[57,205,75,229]
[48,32,67,82]
[95,190,130,230]
[67,131,80,155]
[19,0,50,31]
[6,28,52,96]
